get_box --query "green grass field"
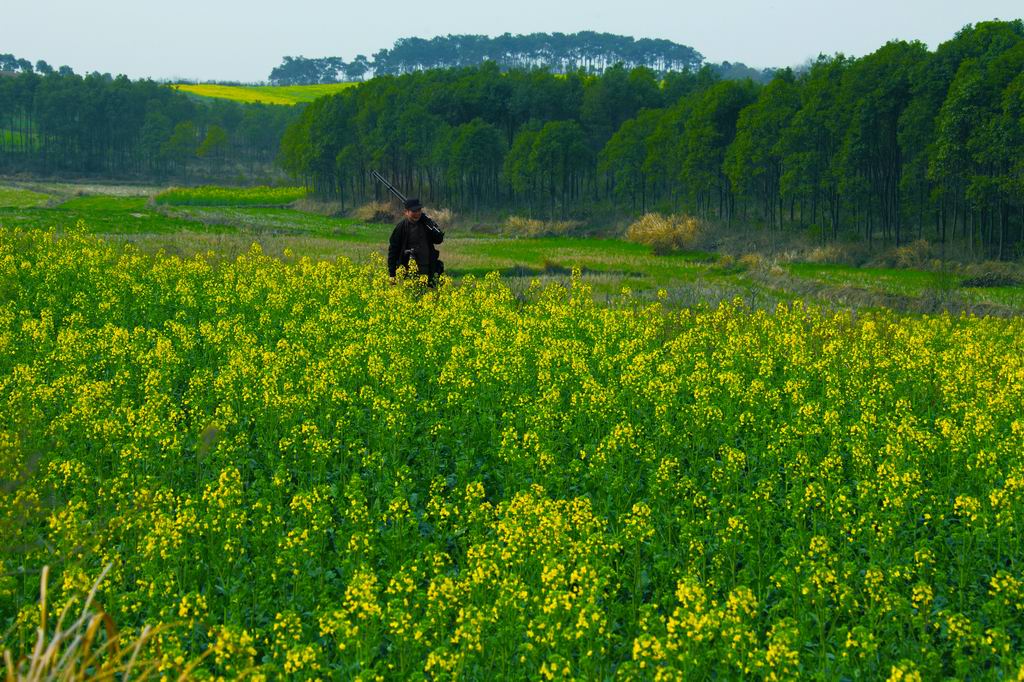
[786,262,952,297]
[58,195,149,211]
[0,194,235,235]
[172,82,359,105]
[0,182,1022,315]
[0,186,50,208]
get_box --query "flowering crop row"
[153,185,306,207]
[1,227,1023,679]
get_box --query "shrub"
[894,239,932,268]
[504,215,582,237]
[960,261,1024,288]
[353,201,398,224]
[427,207,456,229]
[806,245,844,264]
[738,253,763,271]
[625,213,700,254]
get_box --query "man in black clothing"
[388,197,444,285]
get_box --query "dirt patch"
[499,263,644,278]
[0,178,162,201]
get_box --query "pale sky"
[2,0,1021,82]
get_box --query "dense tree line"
[269,32,704,84]
[282,21,1024,258]
[279,61,689,209]
[269,55,371,85]
[0,68,299,179]
[711,61,777,84]
[0,53,37,74]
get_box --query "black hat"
[404,198,423,211]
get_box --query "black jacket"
[388,217,444,277]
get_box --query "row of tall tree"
[0,69,299,179]
[279,61,701,207]
[281,21,1024,258]
[269,32,705,84]
[0,53,48,74]
[269,55,371,85]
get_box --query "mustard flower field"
[171,83,359,106]
[154,186,307,207]
[2,226,1024,679]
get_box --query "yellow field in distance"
[172,82,359,105]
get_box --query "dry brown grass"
[717,254,759,273]
[805,245,845,264]
[2,565,201,681]
[427,207,456,229]
[504,216,582,237]
[738,253,763,271]
[625,213,700,255]
[352,201,397,224]
[893,239,933,269]
[290,197,345,216]
[959,260,1024,287]
[350,203,454,227]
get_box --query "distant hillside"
[269,32,706,84]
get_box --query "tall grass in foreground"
[2,565,198,681]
